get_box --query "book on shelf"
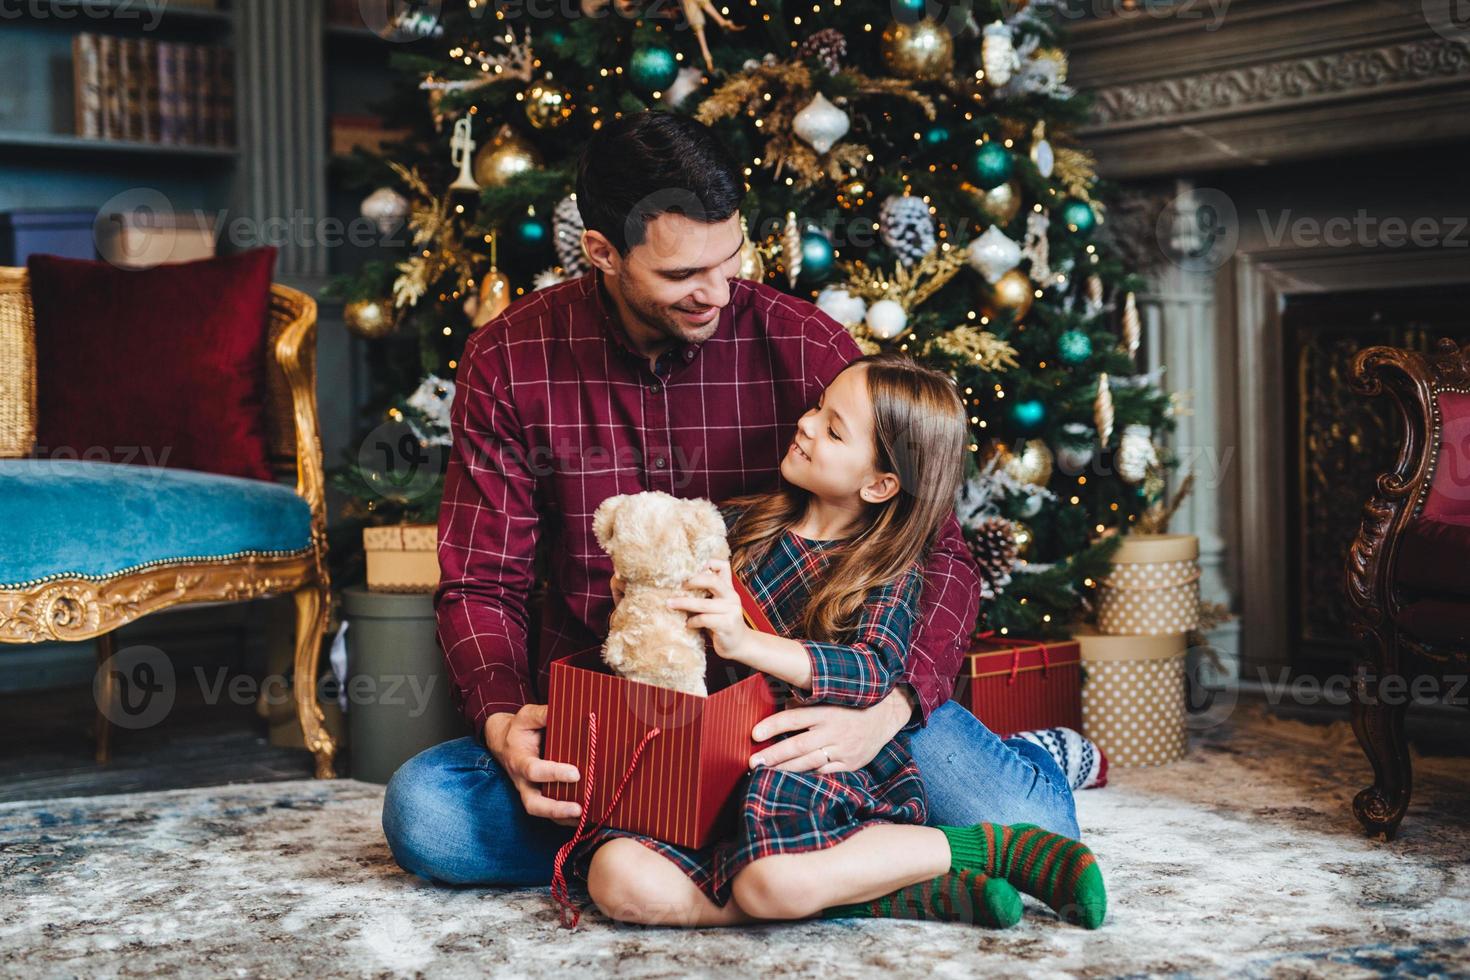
[70,32,235,148]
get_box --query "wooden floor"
[0,682,317,804]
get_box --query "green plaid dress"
[571,521,929,907]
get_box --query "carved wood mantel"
[1067,0,1470,179]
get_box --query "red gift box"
[956,636,1082,737]
[544,650,779,850]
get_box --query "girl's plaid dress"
[570,518,929,907]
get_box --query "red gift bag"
[956,636,1083,737]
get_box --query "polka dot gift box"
[1097,533,1200,636]
[1077,627,1188,767]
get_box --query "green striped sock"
[821,870,1022,928]
[939,822,1107,929]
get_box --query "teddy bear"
[592,491,731,696]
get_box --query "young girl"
[572,354,1106,930]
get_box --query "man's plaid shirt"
[434,270,979,734]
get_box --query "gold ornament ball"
[982,269,1035,321]
[965,179,1022,225]
[524,80,574,129]
[1012,521,1035,558]
[880,19,954,81]
[738,237,766,282]
[1003,438,1055,487]
[837,177,871,211]
[473,268,513,327]
[343,298,394,339]
[474,127,543,188]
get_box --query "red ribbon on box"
[974,631,1056,685]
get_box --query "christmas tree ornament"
[1030,121,1055,178]
[628,45,679,95]
[981,21,1019,87]
[879,194,936,267]
[473,125,542,188]
[800,228,835,283]
[1012,520,1035,559]
[448,116,479,194]
[816,285,867,326]
[836,176,871,210]
[969,515,1018,600]
[533,266,566,290]
[1059,197,1097,236]
[1122,291,1141,359]
[553,194,590,278]
[966,225,1022,284]
[797,27,848,73]
[675,0,744,74]
[1086,273,1104,311]
[1094,372,1115,447]
[1057,329,1093,365]
[924,124,950,147]
[865,298,908,340]
[474,268,513,327]
[1008,397,1047,435]
[1004,438,1055,487]
[782,211,802,287]
[510,206,550,253]
[983,268,1035,321]
[737,214,765,282]
[1117,424,1158,484]
[968,142,1015,191]
[523,78,574,129]
[343,298,394,339]
[1055,422,1095,475]
[360,187,409,235]
[1023,210,1051,280]
[664,65,705,107]
[966,179,1022,225]
[880,18,954,80]
[792,92,850,155]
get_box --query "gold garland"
[695,61,935,189]
[838,245,966,310]
[389,163,481,312]
[923,325,1019,373]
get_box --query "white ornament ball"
[1055,422,1096,475]
[1117,424,1158,484]
[360,186,409,235]
[1019,491,1045,519]
[982,21,1020,88]
[792,91,850,155]
[865,299,908,340]
[967,225,1022,284]
[816,286,867,326]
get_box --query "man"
[383,112,1078,887]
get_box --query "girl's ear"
[860,472,901,505]
[592,495,624,551]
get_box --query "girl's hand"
[667,559,753,663]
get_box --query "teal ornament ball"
[799,229,835,282]
[1057,329,1093,365]
[968,142,1014,191]
[511,212,550,253]
[629,46,679,95]
[1059,198,1097,236]
[924,125,950,147]
[895,0,927,21]
[1009,398,1047,435]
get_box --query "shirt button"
[649,383,662,395]
[684,347,697,361]
[654,456,667,469]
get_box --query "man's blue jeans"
[381,700,1080,886]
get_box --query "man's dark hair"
[575,111,746,256]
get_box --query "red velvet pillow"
[28,248,278,481]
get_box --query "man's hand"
[748,687,914,773]
[484,704,582,826]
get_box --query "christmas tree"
[331,0,1176,637]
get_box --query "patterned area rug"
[2,705,1468,978]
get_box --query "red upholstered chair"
[1346,338,1470,839]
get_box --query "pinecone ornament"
[553,195,590,278]
[798,28,848,73]
[880,194,936,267]
[969,516,1019,601]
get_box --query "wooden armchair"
[0,268,335,777]
[1346,338,1470,839]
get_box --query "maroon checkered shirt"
[435,270,979,735]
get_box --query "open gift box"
[543,650,780,849]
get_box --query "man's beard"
[625,284,719,346]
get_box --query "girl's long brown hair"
[726,354,968,642]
